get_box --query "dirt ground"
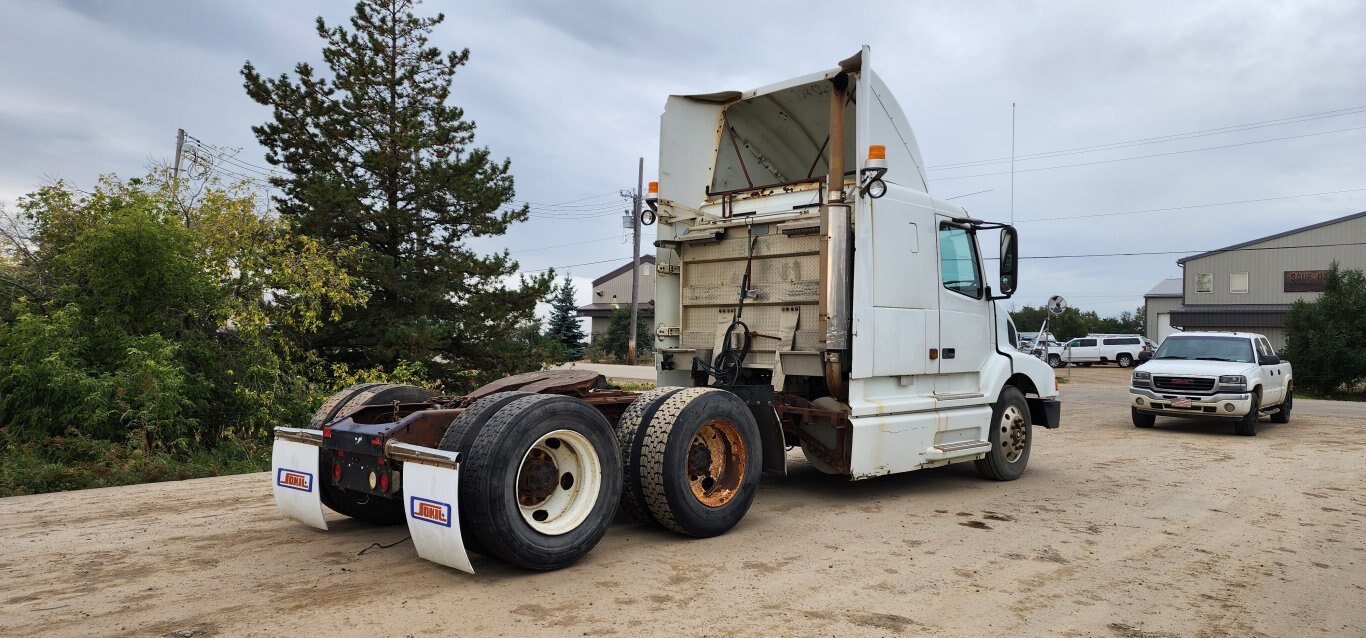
[3,366,1363,637]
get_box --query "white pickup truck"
[1129,331,1292,436]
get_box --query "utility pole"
[627,157,643,365]
[174,128,186,182]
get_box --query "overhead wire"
[1015,187,1366,223]
[927,104,1366,170]
[931,125,1366,181]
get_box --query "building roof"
[592,255,656,287]
[575,302,654,318]
[1176,210,1366,265]
[1144,277,1183,298]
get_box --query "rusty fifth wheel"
[461,394,621,570]
[975,386,1032,481]
[317,383,435,524]
[629,388,762,537]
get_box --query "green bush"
[1282,263,1366,395]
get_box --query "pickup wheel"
[1047,354,1065,368]
[1131,407,1155,428]
[1117,354,1134,368]
[1235,392,1260,436]
[462,394,622,570]
[976,387,1032,481]
[1270,387,1292,424]
[615,387,685,524]
[637,388,762,537]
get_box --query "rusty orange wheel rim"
[686,419,747,508]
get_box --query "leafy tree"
[601,306,653,362]
[241,0,552,387]
[544,276,585,360]
[0,172,364,449]
[1283,263,1366,394]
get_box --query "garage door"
[1156,313,1174,343]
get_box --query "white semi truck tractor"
[271,46,1062,574]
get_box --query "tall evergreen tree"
[241,0,551,385]
[545,276,586,360]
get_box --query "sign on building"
[1284,270,1328,293]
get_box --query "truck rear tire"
[1270,387,1292,424]
[437,391,534,554]
[462,394,622,570]
[1235,393,1260,436]
[614,387,685,524]
[309,383,384,429]
[975,387,1032,481]
[1117,354,1133,368]
[1131,407,1155,428]
[1047,355,1065,368]
[321,383,437,524]
[635,388,762,537]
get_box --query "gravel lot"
[3,366,1362,637]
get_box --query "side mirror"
[998,226,1019,297]
[1138,351,1153,362]
[1260,355,1280,365]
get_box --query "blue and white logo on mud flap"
[276,468,313,492]
[410,496,452,527]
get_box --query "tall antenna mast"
[1010,102,1016,224]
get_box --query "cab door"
[935,219,993,386]
[1067,338,1098,362]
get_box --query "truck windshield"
[1153,336,1254,363]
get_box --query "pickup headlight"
[1132,371,1151,387]
[1217,375,1247,392]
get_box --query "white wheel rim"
[999,405,1028,463]
[515,429,602,536]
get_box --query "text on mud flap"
[277,469,313,492]
[411,496,451,527]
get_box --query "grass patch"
[0,429,269,497]
[611,380,657,392]
[1055,376,1070,385]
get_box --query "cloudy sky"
[3,0,1364,320]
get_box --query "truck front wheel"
[1047,355,1065,368]
[462,394,622,570]
[1131,407,1156,428]
[976,387,1032,481]
[632,388,762,537]
[1235,392,1260,436]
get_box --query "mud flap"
[387,442,474,574]
[272,427,328,530]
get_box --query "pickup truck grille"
[1153,375,1217,394]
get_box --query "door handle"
[943,348,956,360]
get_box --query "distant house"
[576,255,655,340]
[1148,210,1366,350]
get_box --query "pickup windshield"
[1153,336,1255,363]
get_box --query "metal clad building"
[1143,277,1182,344]
[1163,210,1366,350]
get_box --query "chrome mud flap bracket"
[386,441,474,574]
[272,427,329,530]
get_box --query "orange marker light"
[647,181,659,195]
[867,145,886,160]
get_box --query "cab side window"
[1256,338,1275,360]
[938,223,982,299]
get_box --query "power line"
[523,256,634,273]
[510,235,622,254]
[931,125,1366,182]
[927,104,1366,170]
[1016,187,1366,223]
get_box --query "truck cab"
[651,46,1060,479]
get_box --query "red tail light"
[378,472,390,493]
[332,462,342,483]
[322,427,332,438]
